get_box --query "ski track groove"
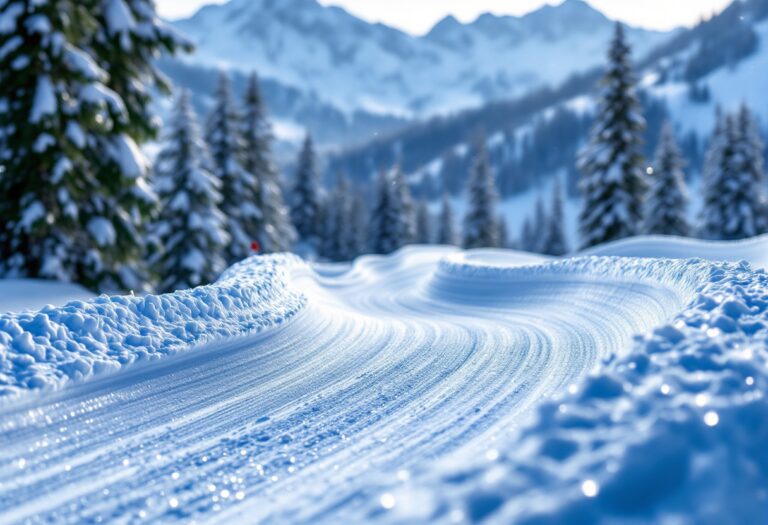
[0,250,690,524]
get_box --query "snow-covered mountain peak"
[170,0,671,120]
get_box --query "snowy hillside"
[2,238,768,522]
[169,0,668,121]
[329,0,768,200]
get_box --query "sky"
[158,0,733,34]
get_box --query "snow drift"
[1,239,768,524]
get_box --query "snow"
[29,76,56,123]
[1,237,768,522]
[0,280,93,314]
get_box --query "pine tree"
[291,134,323,243]
[392,164,416,244]
[0,0,180,291]
[520,218,534,252]
[463,139,499,249]
[370,170,402,255]
[94,0,190,142]
[541,179,569,256]
[701,108,766,240]
[497,215,509,249]
[206,72,255,264]
[437,194,458,246]
[578,23,647,249]
[532,195,547,253]
[700,110,727,239]
[416,200,431,244]
[322,173,354,261]
[645,122,689,237]
[349,190,369,258]
[241,72,296,253]
[152,91,228,293]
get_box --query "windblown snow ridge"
[0,255,308,397]
[377,257,768,524]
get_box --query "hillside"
[162,0,669,149]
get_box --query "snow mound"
[374,255,768,524]
[0,255,307,397]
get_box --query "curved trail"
[0,248,694,524]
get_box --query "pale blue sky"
[158,0,732,34]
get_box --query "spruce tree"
[242,72,296,253]
[645,122,689,237]
[437,194,458,246]
[0,0,180,291]
[497,215,509,249]
[520,218,534,252]
[463,139,499,249]
[206,72,255,264]
[700,110,727,239]
[94,0,189,142]
[370,170,401,255]
[291,134,323,243]
[322,172,354,261]
[578,23,646,248]
[416,200,431,244]
[392,164,416,244]
[531,195,547,253]
[152,91,228,293]
[542,179,569,256]
[349,190,369,258]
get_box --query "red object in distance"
[251,241,261,253]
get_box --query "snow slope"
[1,240,768,523]
[172,0,668,118]
[0,280,93,314]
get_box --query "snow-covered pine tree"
[206,72,264,264]
[463,139,499,249]
[392,164,416,244]
[497,215,509,249]
[291,134,323,244]
[0,0,179,291]
[322,173,354,261]
[416,200,431,244]
[94,0,189,142]
[644,122,689,237]
[437,194,458,246]
[700,109,727,239]
[520,218,534,252]
[578,23,647,249]
[702,108,766,240]
[152,91,229,293]
[541,179,569,256]
[531,195,547,253]
[241,72,296,253]
[349,190,369,258]
[370,170,402,255]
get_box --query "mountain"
[327,0,768,201]
[166,0,670,147]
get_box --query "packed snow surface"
[1,239,768,524]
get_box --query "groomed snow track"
[0,246,766,524]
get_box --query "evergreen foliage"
[541,179,569,256]
[0,0,183,291]
[645,122,690,236]
[291,134,323,242]
[437,194,458,246]
[241,72,296,253]
[463,139,499,249]
[578,23,647,249]
[152,91,228,293]
[415,200,431,244]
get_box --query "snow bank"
[0,255,307,397]
[380,255,768,524]
[0,279,94,314]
